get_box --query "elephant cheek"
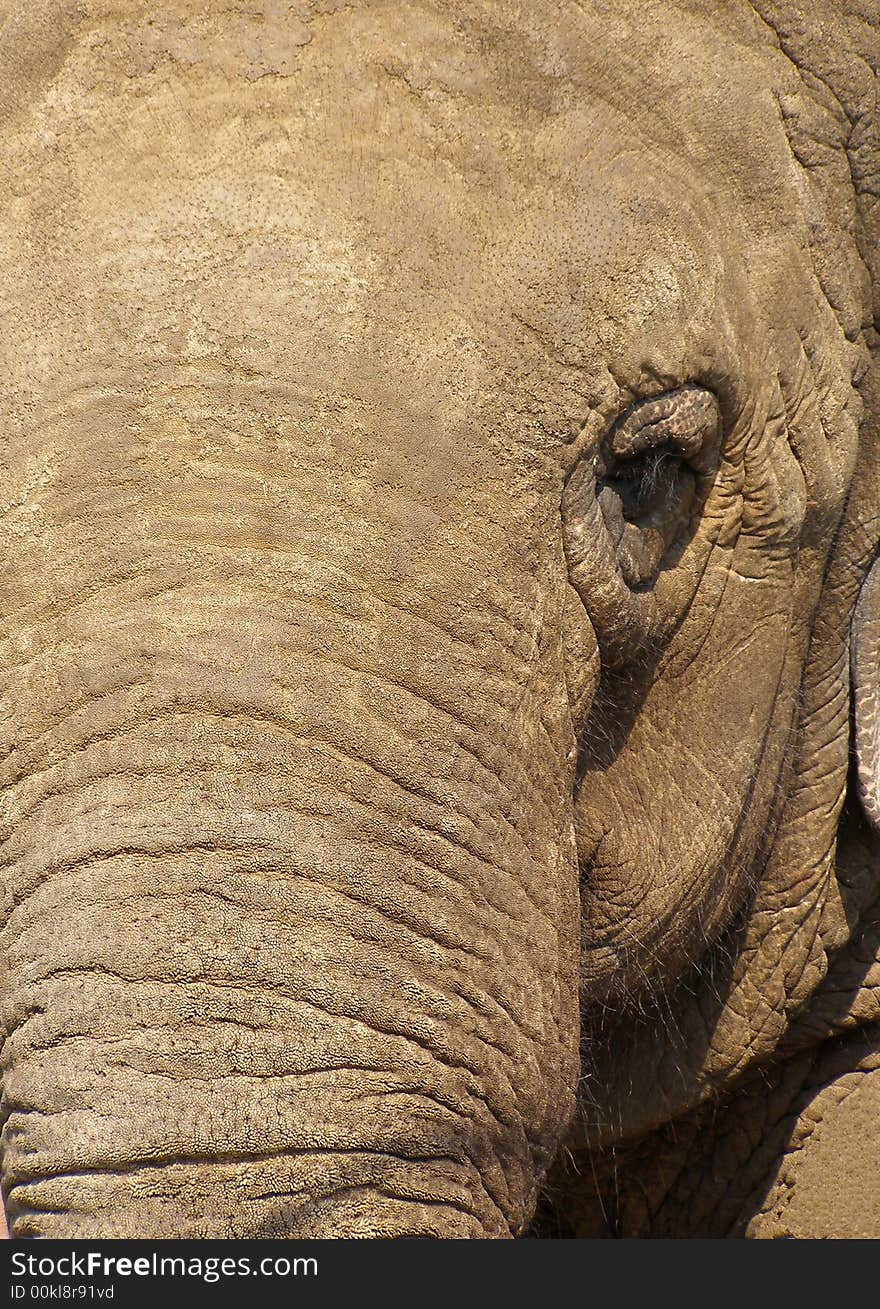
[0,582,582,1237]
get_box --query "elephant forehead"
[0,0,796,458]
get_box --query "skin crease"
[0,0,877,1238]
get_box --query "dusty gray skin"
[855,557,880,830]
[0,0,878,1238]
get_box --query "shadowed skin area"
[0,1,878,1237]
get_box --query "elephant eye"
[600,447,688,520]
[595,385,720,588]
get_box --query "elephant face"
[1,0,877,1237]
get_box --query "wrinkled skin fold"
[0,0,878,1238]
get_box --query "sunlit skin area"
[0,0,878,1238]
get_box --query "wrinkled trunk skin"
[0,0,603,1240]
[0,378,584,1238]
[0,19,603,1240]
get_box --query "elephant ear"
[853,554,880,830]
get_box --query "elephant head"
[0,0,877,1238]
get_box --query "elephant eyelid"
[602,384,722,475]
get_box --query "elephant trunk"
[1,521,581,1236]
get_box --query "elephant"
[0,0,878,1240]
